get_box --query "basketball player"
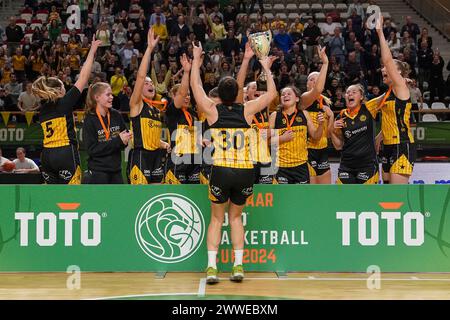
[367,16,415,184]
[301,46,333,184]
[190,41,277,284]
[330,84,379,184]
[164,53,201,184]
[32,36,102,184]
[127,28,170,185]
[270,86,330,184]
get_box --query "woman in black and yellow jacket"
[82,82,132,184]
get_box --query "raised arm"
[74,36,102,92]
[375,15,409,99]
[173,53,191,108]
[244,56,277,121]
[301,46,329,109]
[236,41,254,103]
[190,41,216,120]
[129,28,159,116]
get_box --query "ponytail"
[31,76,63,102]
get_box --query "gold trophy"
[248,31,272,85]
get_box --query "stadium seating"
[431,102,447,110]
[422,114,438,122]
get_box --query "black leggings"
[82,170,124,184]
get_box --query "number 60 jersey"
[39,87,80,148]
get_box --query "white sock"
[207,251,217,269]
[234,250,244,266]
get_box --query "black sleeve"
[58,86,81,114]
[82,115,124,157]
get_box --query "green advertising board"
[1,122,450,146]
[0,185,449,272]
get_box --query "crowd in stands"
[0,0,448,120]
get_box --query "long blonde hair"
[85,82,111,113]
[31,76,63,102]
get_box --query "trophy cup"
[248,31,272,88]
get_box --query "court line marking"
[198,278,206,297]
[214,277,450,281]
[88,292,198,300]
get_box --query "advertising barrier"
[1,185,449,272]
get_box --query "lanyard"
[379,86,393,109]
[282,109,298,130]
[96,109,110,140]
[253,112,266,129]
[318,95,324,110]
[181,107,193,127]
[142,97,168,112]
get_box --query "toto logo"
[135,193,205,263]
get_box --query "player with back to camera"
[190,41,277,284]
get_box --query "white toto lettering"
[336,212,424,246]
[15,212,102,246]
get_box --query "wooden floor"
[0,272,449,300]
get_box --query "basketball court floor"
[0,272,449,300]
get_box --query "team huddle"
[31,15,415,283]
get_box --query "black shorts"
[337,163,379,184]
[41,145,81,184]
[127,148,164,184]
[275,163,310,184]
[254,162,274,184]
[200,163,212,184]
[165,154,201,184]
[308,148,330,176]
[209,166,254,205]
[380,142,416,175]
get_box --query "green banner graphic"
[1,185,450,272]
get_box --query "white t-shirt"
[13,157,39,171]
[0,156,9,166]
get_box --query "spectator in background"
[429,52,445,102]
[409,79,423,122]
[417,40,433,90]
[347,0,365,19]
[382,18,397,39]
[95,21,111,50]
[303,18,321,62]
[113,23,128,47]
[13,147,40,174]
[274,25,294,54]
[387,31,401,58]
[11,47,26,82]
[321,16,340,45]
[151,15,168,45]
[203,6,227,41]
[5,17,24,56]
[345,51,363,86]
[118,41,139,69]
[328,27,346,66]
[171,15,190,44]
[110,67,128,108]
[417,27,432,49]
[48,6,61,24]
[149,5,166,26]
[221,29,240,57]
[0,147,13,172]
[247,0,264,15]
[401,16,420,42]
[4,73,22,107]
[18,82,39,112]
